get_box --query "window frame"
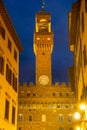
[12,106,16,124]
[58,114,64,122]
[14,49,17,62]
[0,26,5,39]
[4,99,10,120]
[8,38,12,52]
[0,56,4,75]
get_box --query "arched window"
[68,114,72,123]
[18,114,23,121]
[58,114,64,122]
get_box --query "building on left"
[0,0,23,130]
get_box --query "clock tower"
[34,3,54,85]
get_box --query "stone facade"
[0,0,23,130]
[68,0,87,101]
[18,82,77,130]
[68,0,87,129]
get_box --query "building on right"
[68,0,87,129]
[68,0,87,102]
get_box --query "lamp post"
[80,104,87,130]
[74,112,81,130]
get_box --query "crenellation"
[18,82,76,99]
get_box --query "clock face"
[39,75,49,85]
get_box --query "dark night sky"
[3,0,76,84]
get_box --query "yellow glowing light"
[80,104,86,110]
[76,126,80,130]
[74,112,81,120]
[47,38,50,40]
[37,37,40,40]
[40,19,47,22]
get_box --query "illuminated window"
[47,38,50,40]
[61,104,65,109]
[39,19,48,32]
[5,99,9,120]
[42,114,46,122]
[40,19,47,22]
[48,103,52,109]
[12,106,16,124]
[0,56,4,75]
[58,114,64,122]
[18,114,23,121]
[37,37,40,40]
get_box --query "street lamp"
[76,127,80,130]
[79,103,87,130]
[74,112,81,120]
[74,103,87,130]
[80,104,86,110]
[74,112,81,130]
[80,103,87,120]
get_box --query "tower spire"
[42,0,45,9]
